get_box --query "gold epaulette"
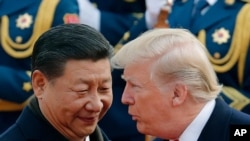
[222,86,250,110]
[0,0,59,58]
[0,96,32,111]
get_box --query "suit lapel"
[198,98,231,141]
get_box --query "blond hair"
[111,28,222,101]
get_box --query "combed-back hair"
[111,28,222,101]
[31,24,113,80]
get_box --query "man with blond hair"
[111,28,250,141]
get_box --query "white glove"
[145,0,167,29]
[77,0,100,31]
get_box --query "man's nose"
[121,86,135,105]
[85,94,103,112]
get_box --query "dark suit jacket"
[0,107,110,141]
[154,98,250,141]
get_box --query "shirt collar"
[179,99,215,141]
[86,136,90,141]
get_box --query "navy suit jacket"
[154,98,250,141]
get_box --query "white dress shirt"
[86,136,90,141]
[178,99,216,141]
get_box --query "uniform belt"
[0,98,30,111]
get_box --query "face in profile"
[32,59,113,138]
[121,61,174,135]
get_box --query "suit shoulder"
[231,109,250,124]
[0,125,24,141]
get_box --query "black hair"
[31,24,113,80]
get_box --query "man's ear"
[32,70,47,99]
[172,83,188,106]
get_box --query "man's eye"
[76,90,88,95]
[130,83,140,88]
[129,83,142,92]
[98,87,111,93]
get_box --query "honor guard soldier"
[0,0,79,133]
[78,0,146,46]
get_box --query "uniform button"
[213,52,221,59]
[15,36,23,43]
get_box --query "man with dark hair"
[78,1,166,140]
[0,0,80,133]
[0,24,113,141]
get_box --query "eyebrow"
[121,74,131,82]
[75,77,112,84]
[121,75,140,85]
